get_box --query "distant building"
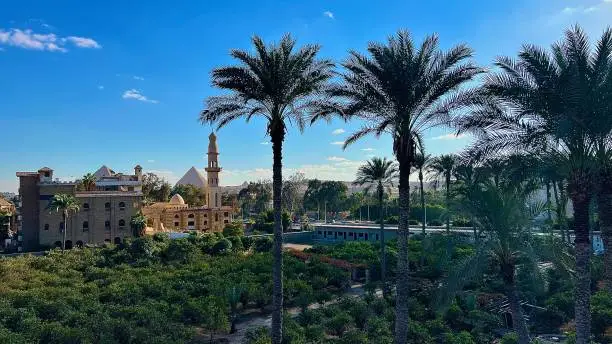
[142,132,233,233]
[16,166,143,250]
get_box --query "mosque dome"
[169,194,185,205]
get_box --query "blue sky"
[1,0,611,192]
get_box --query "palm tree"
[325,30,482,343]
[130,212,148,237]
[453,161,486,241]
[428,154,457,232]
[354,157,398,296]
[199,34,334,344]
[79,173,97,191]
[456,26,608,343]
[413,152,431,235]
[438,180,543,344]
[47,194,80,251]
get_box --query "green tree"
[200,34,334,344]
[438,180,544,344]
[142,173,172,202]
[223,221,244,237]
[413,151,431,234]
[130,212,148,238]
[354,157,397,296]
[281,173,305,218]
[456,26,609,343]
[327,30,482,344]
[303,179,324,219]
[428,154,457,233]
[46,194,80,251]
[77,173,97,192]
[171,184,207,206]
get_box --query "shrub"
[325,312,353,336]
[500,332,518,344]
[253,236,273,253]
[212,238,233,254]
[408,219,419,226]
[452,218,472,227]
[226,236,243,252]
[241,236,254,250]
[152,232,169,242]
[222,221,244,237]
[428,220,443,227]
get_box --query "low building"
[16,166,143,250]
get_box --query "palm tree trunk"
[62,211,67,251]
[571,192,592,344]
[502,265,531,344]
[445,172,451,233]
[552,181,565,242]
[378,183,387,297]
[597,190,612,292]
[394,160,411,344]
[546,181,552,223]
[270,130,284,344]
[559,181,570,242]
[419,170,425,235]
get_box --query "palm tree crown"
[354,157,398,196]
[47,194,80,251]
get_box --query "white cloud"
[323,11,335,19]
[327,156,348,162]
[260,142,269,145]
[561,4,603,14]
[361,148,375,152]
[98,85,104,90]
[147,169,178,184]
[122,89,158,104]
[605,0,612,3]
[147,159,155,163]
[133,76,145,81]
[331,128,345,135]
[330,141,345,145]
[431,133,467,140]
[64,36,101,48]
[0,28,100,52]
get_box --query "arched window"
[174,222,179,227]
[105,202,111,211]
[203,214,207,218]
[119,202,125,210]
[59,222,65,231]
[83,203,90,211]
[44,224,49,231]
[114,237,121,245]
[174,214,179,219]
[82,221,89,232]
[105,220,111,230]
[215,213,219,222]
[118,219,126,228]
[215,193,218,207]
[204,220,208,225]
[188,214,195,218]
[188,221,195,226]
[224,212,229,217]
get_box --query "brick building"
[16,166,143,250]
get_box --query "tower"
[205,132,221,208]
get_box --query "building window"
[59,222,65,231]
[224,212,229,217]
[119,202,125,211]
[174,222,179,227]
[105,202,111,211]
[224,220,229,224]
[349,232,353,236]
[188,221,195,226]
[174,214,179,219]
[105,221,111,231]
[188,214,195,218]
[83,203,89,211]
[358,233,364,237]
[118,219,126,228]
[204,220,208,225]
[215,213,219,222]
[203,214,207,218]
[82,221,89,232]
[44,223,49,231]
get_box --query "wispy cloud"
[431,133,467,140]
[561,2,606,15]
[147,159,155,163]
[0,28,100,52]
[133,76,145,81]
[98,85,104,90]
[361,148,375,152]
[330,141,345,145]
[260,141,269,145]
[323,11,335,19]
[331,128,345,135]
[122,89,158,104]
[327,156,348,162]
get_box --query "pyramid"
[175,167,207,188]
[93,165,114,179]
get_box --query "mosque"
[142,132,233,233]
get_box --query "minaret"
[205,132,221,208]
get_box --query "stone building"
[16,166,143,250]
[142,132,233,233]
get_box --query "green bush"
[222,221,244,237]
[226,236,243,252]
[428,220,443,226]
[212,238,233,254]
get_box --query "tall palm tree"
[354,157,398,296]
[79,173,97,191]
[199,34,334,344]
[428,154,457,232]
[325,30,482,343]
[438,180,544,344]
[47,194,80,251]
[413,152,431,235]
[452,161,486,241]
[456,26,607,343]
